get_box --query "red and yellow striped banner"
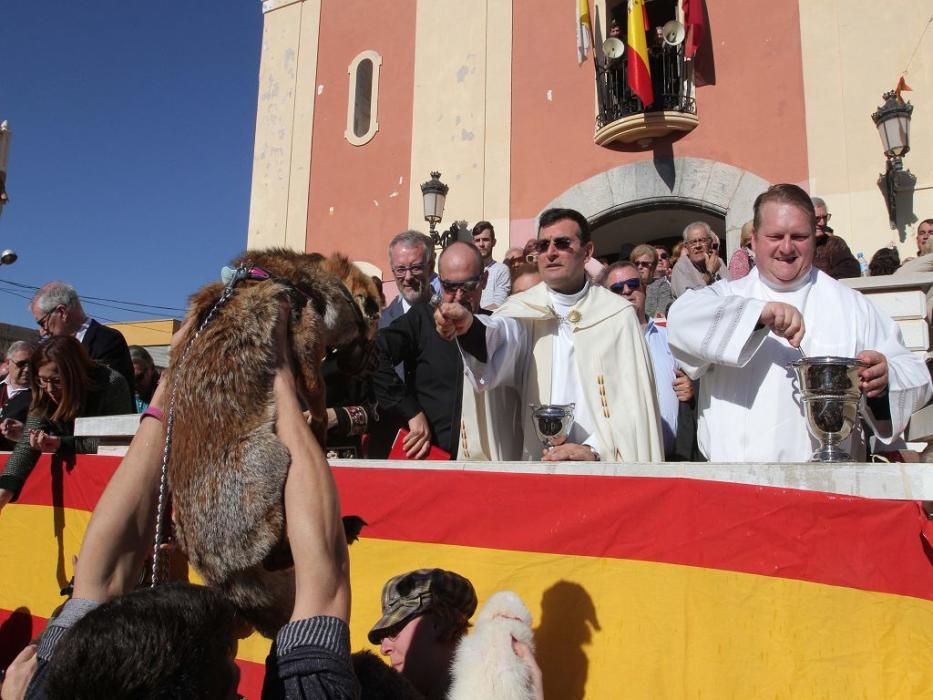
[627,0,654,107]
[2,455,932,698]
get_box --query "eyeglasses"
[439,274,483,293]
[609,278,641,294]
[36,307,62,331]
[505,257,524,267]
[815,214,832,222]
[392,263,427,279]
[532,237,576,255]
[657,252,670,260]
[12,360,29,370]
[686,239,708,249]
[37,375,62,388]
[633,261,654,269]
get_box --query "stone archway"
[541,158,770,256]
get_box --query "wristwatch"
[587,445,600,461]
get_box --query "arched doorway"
[541,157,770,258]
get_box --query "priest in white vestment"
[667,184,932,463]
[436,208,665,463]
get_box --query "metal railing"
[596,42,696,129]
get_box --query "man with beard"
[667,184,931,462]
[380,231,437,329]
[373,242,490,458]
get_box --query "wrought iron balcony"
[594,41,698,146]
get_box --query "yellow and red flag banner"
[3,455,933,698]
[626,0,654,107]
[576,0,592,64]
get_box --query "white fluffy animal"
[448,590,538,700]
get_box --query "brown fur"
[165,248,380,637]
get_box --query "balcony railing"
[594,41,698,146]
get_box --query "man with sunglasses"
[810,196,860,280]
[0,341,34,449]
[601,264,694,460]
[30,282,134,395]
[373,242,491,459]
[437,208,664,463]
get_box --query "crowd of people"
[2,184,932,697]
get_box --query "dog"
[165,248,380,637]
[448,591,538,700]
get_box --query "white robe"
[458,281,665,462]
[667,267,932,462]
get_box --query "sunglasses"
[609,278,641,294]
[440,275,483,293]
[532,237,576,254]
[633,261,654,268]
[12,360,29,370]
[657,252,670,260]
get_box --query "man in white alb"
[435,208,664,463]
[667,183,931,462]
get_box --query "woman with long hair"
[0,336,134,509]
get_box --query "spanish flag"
[627,0,654,107]
[3,455,933,697]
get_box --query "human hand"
[28,430,60,453]
[404,412,432,459]
[541,442,598,462]
[673,369,694,402]
[511,638,544,700]
[758,302,805,348]
[325,408,338,431]
[434,302,474,341]
[0,418,24,442]
[706,252,722,274]
[0,643,37,700]
[856,350,888,398]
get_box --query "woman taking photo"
[0,336,134,509]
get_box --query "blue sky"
[0,1,262,329]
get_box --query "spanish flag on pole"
[627,0,654,107]
[576,0,592,64]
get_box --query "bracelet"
[140,406,164,423]
[344,405,368,436]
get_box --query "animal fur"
[165,248,380,637]
[351,650,424,700]
[448,591,537,700]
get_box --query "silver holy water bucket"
[790,356,866,462]
[530,403,575,449]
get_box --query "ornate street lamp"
[871,91,914,228]
[0,121,10,219]
[420,170,458,249]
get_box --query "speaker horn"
[602,37,625,60]
[661,20,685,46]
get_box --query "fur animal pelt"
[165,248,380,637]
[448,591,537,700]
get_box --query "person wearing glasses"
[30,282,135,395]
[671,222,730,298]
[373,242,492,459]
[380,231,438,330]
[600,262,694,460]
[809,196,861,280]
[437,207,664,463]
[0,336,133,511]
[630,244,674,319]
[0,341,35,449]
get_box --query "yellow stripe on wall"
[5,508,933,696]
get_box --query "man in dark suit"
[0,341,35,449]
[379,230,437,330]
[31,282,135,395]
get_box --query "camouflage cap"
[367,568,477,644]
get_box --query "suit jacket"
[82,319,135,395]
[378,297,406,330]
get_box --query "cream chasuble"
[457,281,665,462]
[667,267,932,462]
